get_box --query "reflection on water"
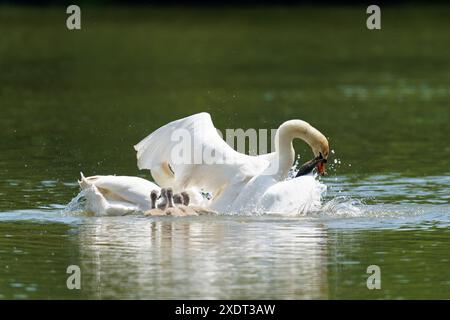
[2,147,449,299]
[77,217,328,299]
[1,173,449,299]
[1,204,450,299]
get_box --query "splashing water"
[317,196,365,217]
[61,188,89,216]
[61,146,372,218]
[287,152,363,217]
[61,157,363,217]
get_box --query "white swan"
[78,173,160,216]
[134,112,329,213]
[230,174,326,214]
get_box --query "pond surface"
[0,6,449,299]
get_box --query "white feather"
[134,112,271,197]
[78,173,160,215]
[133,113,329,214]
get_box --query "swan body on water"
[236,174,326,215]
[78,173,160,216]
[76,112,330,216]
[82,184,137,216]
[134,112,329,214]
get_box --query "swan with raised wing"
[134,112,329,213]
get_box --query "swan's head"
[173,194,183,205]
[304,136,328,176]
[296,154,328,177]
[311,133,329,160]
[181,191,190,206]
[280,119,329,175]
[312,141,329,176]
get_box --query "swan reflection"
[77,216,329,299]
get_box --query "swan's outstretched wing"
[134,112,269,194]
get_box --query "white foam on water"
[61,188,90,216]
[316,196,365,217]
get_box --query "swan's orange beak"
[316,161,326,176]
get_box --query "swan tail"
[78,172,92,190]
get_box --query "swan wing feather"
[134,112,269,193]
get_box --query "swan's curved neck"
[273,120,318,179]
